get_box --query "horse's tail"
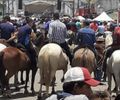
[82,48,88,67]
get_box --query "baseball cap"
[64,67,100,86]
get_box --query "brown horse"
[0,47,30,97]
[72,47,96,74]
[0,32,46,97]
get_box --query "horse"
[37,43,70,99]
[0,46,30,97]
[0,31,46,97]
[72,46,96,74]
[103,33,120,94]
[107,50,120,94]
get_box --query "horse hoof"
[4,90,11,98]
[31,90,35,95]
[21,81,25,85]
[37,95,42,100]
[15,87,20,91]
[24,89,29,94]
[6,93,12,98]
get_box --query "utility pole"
[8,0,9,15]
[117,0,120,26]
[2,0,5,17]
[73,0,75,17]
[57,0,61,12]
[77,0,79,9]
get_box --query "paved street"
[0,69,116,100]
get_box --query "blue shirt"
[18,24,31,48]
[0,22,15,40]
[77,26,96,47]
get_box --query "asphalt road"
[0,69,116,100]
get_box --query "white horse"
[105,33,120,94]
[107,50,120,94]
[37,43,70,98]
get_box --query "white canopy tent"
[93,12,114,22]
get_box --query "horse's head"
[33,32,48,50]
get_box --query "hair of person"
[63,81,85,94]
[4,16,10,21]
[26,18,33,24]
[83,20,90,26]
[115,94,120,100]
[53,12,59,20]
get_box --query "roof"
[25,0,55,14]
[93,12,114,22]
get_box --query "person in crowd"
[90,20,98,32]
[45,67,100,100]
[96,22,106,37]
[102,25,120,81]
[0,16,15,46]
[17,18,37,66]
[48,11,73,63]
[76,20,81,31]
[74,20,96,56]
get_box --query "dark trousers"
[58,42,73,63]
[17,43,37,68]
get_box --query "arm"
[48,24,53,42]
[7,31,18,42]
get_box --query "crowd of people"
[0,11,120,99]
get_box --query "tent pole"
[117,0,120,26]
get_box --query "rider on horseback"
[74,20,97,57]
[6,17,37,67]
[17,18,37,67]
[103,26,120,81]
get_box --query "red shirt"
[90,22,98,32]
[113,26,120,45]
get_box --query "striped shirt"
[48,20,67,44]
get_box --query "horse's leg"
[112,74,118,92]
[51,76,56,94]
[38,74,43,100]
[14,73,20,90]
[61,68,67,82]
[5,71,15,98]
[24,68,30,93]
[107,72,112,94]
[20,70,25,84]
[0,68,6,94]
[31,67,37,94]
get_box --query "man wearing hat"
[46,67,100,100]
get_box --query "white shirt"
[48,20,67,44]
[46,94,89,100]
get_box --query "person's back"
[18,24,31,47]
[0,16,15,40]
[78,27,95,47]
[49,19,67,44]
